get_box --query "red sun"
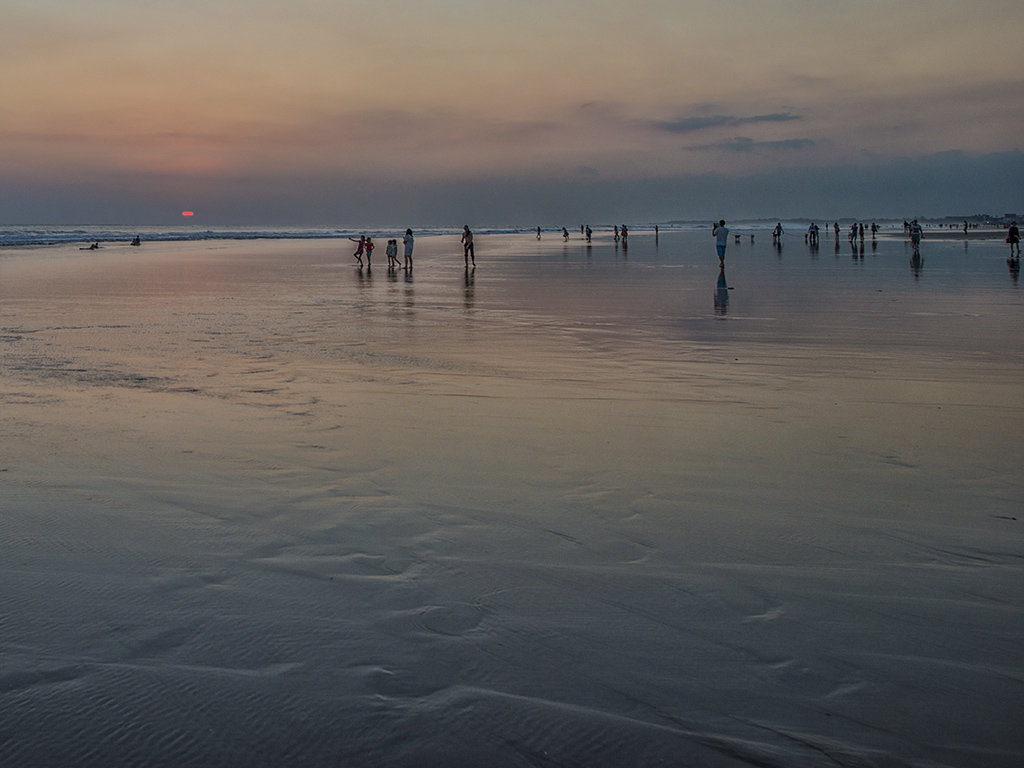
[182,211,195,217]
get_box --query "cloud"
[686,137,816,153]
[653,113,801,133]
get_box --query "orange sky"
[2,0,1022,223]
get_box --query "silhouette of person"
[1007,221,1020,259]
[712,220,729,265]
[909,219,923,252]
[403,229,415,269]
[349,235,366,266]
[461,225,475,267]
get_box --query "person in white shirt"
[712,220,729,265]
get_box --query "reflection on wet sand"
[0,232,1021,768]
[463,266,475,311]
[714,266,730,315]
[910,249,924,279]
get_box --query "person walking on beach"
[349,235,366,266]
[461,225,476,267]
[772,222,784,243]
[537,226,542,240]
[403,229,415,269]
[909,219,923,252]
[713,219,729,265]
[364,236,375,267]
[1007,221,1020,259]
[562,227,570,241]
[585,225,592,243]
[386,238,399,268]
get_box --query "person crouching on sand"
[713,220,729,265]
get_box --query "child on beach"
[403,229,414,269]
[364,237,374,267]
[386,239,399,268]
[349,235,366,266]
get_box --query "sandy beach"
[2,230,1022,767]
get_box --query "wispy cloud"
[686,136,816,152]
[654,113,801,133]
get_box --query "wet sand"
[1,232,1022,766]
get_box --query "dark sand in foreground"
[1,231,1022,766]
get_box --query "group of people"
[538,225,596,242]
[348,225,477,270]
[349,228,417,270]
[344,218,1022,274]
[712,217,912,263]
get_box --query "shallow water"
[1,231,1022,766]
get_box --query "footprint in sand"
[418,603,486,636]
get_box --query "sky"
[2,0,1022,225]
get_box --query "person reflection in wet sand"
[910,249,924,279]
[714,266,730,315]
[1007,256,1020,285]
[463,265,475,310]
